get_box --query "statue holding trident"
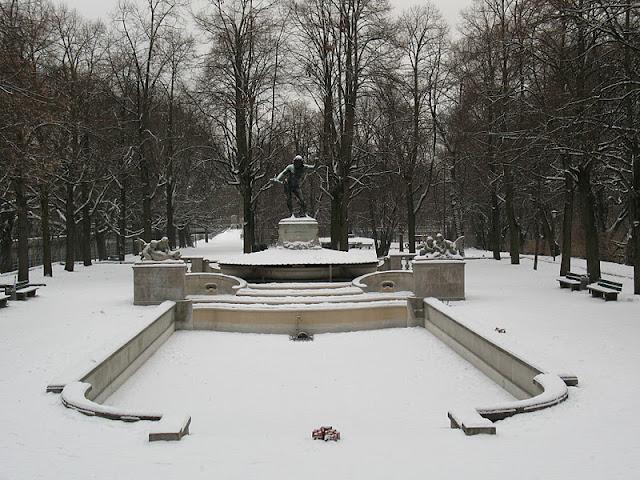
[271,155,318,217]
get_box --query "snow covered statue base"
[413,258,465,301]
[218,216,377,282]
[133,261,188,306]
[277,216,321,249]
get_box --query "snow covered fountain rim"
[278,215,319,224]
[218,247,379,266]
[46,294,578,441]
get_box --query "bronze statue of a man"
[272,155,318,217]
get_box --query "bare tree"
[195,0,286,253]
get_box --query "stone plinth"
[412,259,465,301]
[133,261,187,305]
[277,216,320,249]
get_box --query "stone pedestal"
[277,216,320,249]
[412,259,465,301]
[133,261,187,305]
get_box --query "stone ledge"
[448,409,496,435]
[423,298,577,435]
[61,382,162,421]
[149,415,191,442]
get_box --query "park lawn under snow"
[0,229,639,479]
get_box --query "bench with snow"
[586,278,623,301]
[15,286,39,300]
[0,293,9,308]
[1,280,28,299]
[556,272,589,291]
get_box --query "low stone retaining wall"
[185,272,247,296]
[353,270,415,293]
[192,301,410,334]
[422,298,576,435]
[47,301,190,442]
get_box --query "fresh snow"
[0,230,639,479]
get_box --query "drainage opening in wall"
[381,280,396,292]
[290,331,314,342]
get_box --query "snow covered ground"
[0,230,639,479]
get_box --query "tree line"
[1,0,638,294]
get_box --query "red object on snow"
[312,426,341,442]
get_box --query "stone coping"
[61,382,162,421]
[278,216,318,224]
[185,272,247,296]
[246,281,353,289]
[188,291,413,305]
[219,247,378,266]
[423,298,577,435]
[236,286,363,297]
[193,299,407,311]
[412,258,465,263]
[352,270,415,293]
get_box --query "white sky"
[57,0,473,33]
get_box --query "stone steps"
[246,282,352,290]
[189,291,411,305]
[236,286,363,297]
[191,300,410,334]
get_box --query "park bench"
[0,294,9,308]
[586,278,623,301]
[15,286,39,300]
[556,272,589,291]
[1,280,28,300]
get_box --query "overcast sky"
[57,0,473,34]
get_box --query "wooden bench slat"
[587,285,619,294]
[15,286,39,300]
[587,279,622,301]
[557,272,588,291]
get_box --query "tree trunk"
[141,163,152,242]
[0,211,14,273]
[633,147,640,294]
[166,180,176,249]
[560,167,574,276]
[186,224,194,247]
[118,180,127,261]
[577,165,601,281]
[13,176,30,282]
[81,183,92,266]
[64,181,75,272]
[490,185,501,260]
[406,183,416,253]
[540,210,559,258]
[40,188,52,277]
[242,191,254,253]
[504,164,520,264]
[329,184,348,252]
[533,214,540,271]
[178,227,186,248]
[95,225,107,261]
